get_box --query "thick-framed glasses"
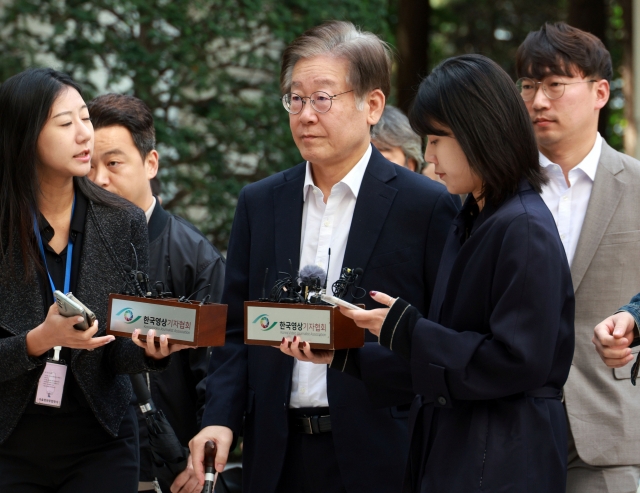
[516,77,598,101]
[281,90,354,114]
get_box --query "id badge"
[35,361,67,408]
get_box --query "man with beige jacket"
[516,22,640,493]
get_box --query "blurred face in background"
[36,87,93,180]
[89,125,157,210]
[371,140,417,172]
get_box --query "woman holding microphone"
[281,54,575,492]
[0,68,185,492]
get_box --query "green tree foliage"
[0,0,390,250]
[426,0,566,77]
[0,0,628,250]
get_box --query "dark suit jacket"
[342,181,575,492]
[138,202,225,483]
[203,147,459,493]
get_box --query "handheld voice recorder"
[54,290,97,331]
[320,294,364,311]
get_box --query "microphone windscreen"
[123,264,132,272]
[298,264,327,286]
[354,268,363,276]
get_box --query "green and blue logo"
[116,307,141,324]
[252,313,277,331]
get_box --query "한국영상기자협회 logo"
[253,313,277,331]
[116,307,141,324]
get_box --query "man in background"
[516,22,640,493]
[371,105,445,185]
[371,105,424,173]
[88,94,225,493]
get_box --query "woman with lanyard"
[279,55,575,492]
[0,68,187,492]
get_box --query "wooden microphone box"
[107,293,227,347]
[244,301,364,349]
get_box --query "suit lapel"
[273,164,306,280]
[342,148,398,302]
[272,164,305,380]
[571,142,625,291]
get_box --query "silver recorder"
[54,290,97,331]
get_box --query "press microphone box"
[244,301,364,349]
[107,294,227,347]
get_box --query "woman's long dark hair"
[409,54,546,207]
[0,67,124,277]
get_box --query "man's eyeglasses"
[516,77,598,101]
[282,90,354,114]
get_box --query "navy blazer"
[203,147,459,493]
[343,181,575,492]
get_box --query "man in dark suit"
[182,20,458,493]
[87,94,225,493]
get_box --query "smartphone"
[321,294,364,311]
[54,290,96,331]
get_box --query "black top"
[28,191,89,414]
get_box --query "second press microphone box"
[244,301,364,349]
[106,294,227,347]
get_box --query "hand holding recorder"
[26,301,114,358]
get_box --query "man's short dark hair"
[409,54,545,207]
[516,22,613,82]
[88,94,156,160]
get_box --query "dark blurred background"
[0,0,634,250]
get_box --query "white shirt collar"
[539,132,603,182]
[144,196,157,224]
[303,144,372,202]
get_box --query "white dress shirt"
[289,144,372,409]
[144,196,157,224]
[540,133,603,266]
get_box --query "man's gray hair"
[371,105,425,171]
[280,21,392,108]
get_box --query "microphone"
[332,266,364,299]
[259,268,269,301]
[323,248,331,293]
[268,259,302,303]
[298,265,327,289]
[122,258,153,298]
[298,265,327,303]
[123,264,146,297]
[136,271,150,295]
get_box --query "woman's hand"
[339,290,396,337]
[132,328,191,360]
[278,335,334,364]
[27,303,115,357]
